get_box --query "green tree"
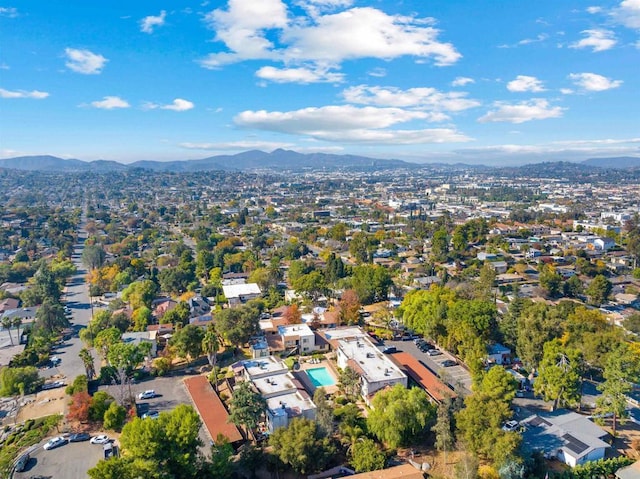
[122,280,158,310]
[432,397,455,465]
[539,264,562,298]
[367,384,436,448]
[313,387,334,437]
[215,304,260,347]
[79,347,96,379]
[350,437,386,472]
[35,298,68,334]
[586,274,612,306]
[108,341,148,373]
[88,457,162,479]
[132,306,152,332]
[516,302,564,370]
[269,417,336,474]
[89,391,115,422]
[82,244,106,270]
[202,324,220,373]
[431,228,449,263]
[338,366,361,400]
[94,327,123,361]
[228,381,267,430]
[103,401,127,431]
[534,339,582,411]
[170,324,204,363]
[0,365,43,395]
[351,264,392,305]
[563,275,584,298]
[596,344,640,435]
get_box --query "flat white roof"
[278,324,314,337]
[242,357,288,378]
[266,390,315,417]
[222,283,261,298]
[338,336,405,384]
[253,372,298,397]
[323,327,366,341]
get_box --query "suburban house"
[487,343,512,365]
[520,410,609,468]
[323,327,407,402]
[232,356,317,433]
[222,283,262,307]
[122,331,158,357]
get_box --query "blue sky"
[1,0,639,165]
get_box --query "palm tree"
[12,318,22,344]
[79,348,95,379]
[1,316,14,345]
[202,324,220,390]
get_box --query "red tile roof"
[183,375,244,444]
[390,352,456,403]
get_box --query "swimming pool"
[306,367,336,387]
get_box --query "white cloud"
[89,96,130,109]
[140,10,167,34]
[568,72,623,91]
[507,75,546,92]
[452,76,474,87]
[0,7,18,17]
[342,85,480,120]
[611,0,640,29]
[478,99,564,124]
[179,140,293,150]
[586,6,603,14]
[256,66,344,83]
[234,105,471,144]
[518,33,549,45]
[569,29,616,52]
[64,48,108,74]
[201,2,461,69]
[367,67,387,78]
[145,98,195,111]
[0,88,49,99]
[560,88,574,95]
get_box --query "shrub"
[66,375,89,395]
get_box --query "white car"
[138,390,156,400]
[502,420,519,432]
[142,410,159,419]
[43,436,67,450]
[90,434,110,445]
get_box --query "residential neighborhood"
[1,162,640,479]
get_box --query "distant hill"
[0,150,411,172]
[582,157,640,168]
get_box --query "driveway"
[382,339,473,395]
[14,437,104,479]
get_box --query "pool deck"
[298,359,339,395]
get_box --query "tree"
[431,228,449,263]
[67,391,92,423]
[539,264,562,298]
[596,344,640,435]
[351,265,392,305]
[103,401,127,431]
[350,438,386,472]
[79,347,96,379]
[82,244,106,270]
[228,381,267,430]
[586,274,612,306]
[367,384,436,448]
[534,340,582,411]
[0,365,43,395]
[338,366,361,400]
[455,368,520,467]
[432,397,455,466]
[170,324,204,363]
[202,324,220,377]
[132,306,151,332]
[337,289,361,325]
[94,327,123,361]
[88,457,162,479]
[269,417,336,474]
[516,302,564,371]
[35,298,68,334]
[313,387,334,437]
[122,280,158,310]
[118,404,202,479]
[108,341,148,373]
[283,304,302,325]
[293,271,327,301]
[215,304,260,347]
[563,275,584,298]
[89,391,115,422]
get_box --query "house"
[152,298,178,319]
[278,324,319,354]
[188,295,211,318]
[222,283,261,307]
[122,331,157,357]
[328,328,407,401]
[487,343,511,365]
[389,352,455,404]
[490,261,508,274]
[520,410,609,468]
[233,356,317,433]
[594,237,616,251]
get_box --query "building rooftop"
[265,390,315,419]
[222,283,261,298]
[241,357,289,379]
[338,336,405,384]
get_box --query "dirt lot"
[16,388,67,422]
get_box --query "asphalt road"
[381,338,474,395]
[14,437,104,479]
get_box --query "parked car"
[90,435,110,445]
[69,432,91,442]
[502,420,519,432]
[441,359,457,367]
[14,452,30,472]
[382,346,397,354]
[142,411,159,419]
[138,389,157,400]
[43,436,67,450]
[426,349,442,356]
[50,356,61,366]
[41,380,66,390]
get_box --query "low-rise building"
[222,283,262,307]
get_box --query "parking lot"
[14,438,104,479]
[383,338,473,395]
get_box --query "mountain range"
[0,150,639,173]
